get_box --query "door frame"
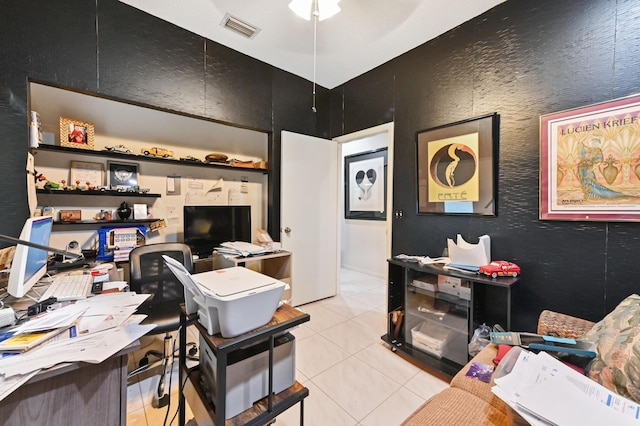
[334,122,395,274]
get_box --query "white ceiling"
[119,0,506,89]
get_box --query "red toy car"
[479,261,521,278]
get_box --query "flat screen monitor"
[184,206,251,257]
[8,216,54,298]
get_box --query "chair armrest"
[537,310,595,339]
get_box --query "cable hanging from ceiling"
[289,0,341,112]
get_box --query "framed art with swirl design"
[417,113,498,216]
[540,94,640,221]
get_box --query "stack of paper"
[0,292,154,402]
[216,241,269,257]
[492,349,640,425]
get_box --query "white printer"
[163,256,286,338]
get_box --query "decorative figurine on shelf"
[94,210,113,221]
[43,180,60,190]
[117,201,132,220]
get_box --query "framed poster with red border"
[540,94,640,221]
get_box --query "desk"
[0,265,139,425]
[0,345,136,426]
[179,303,309,426]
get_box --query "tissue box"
[447,234,491,267]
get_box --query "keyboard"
[39,274,93,302]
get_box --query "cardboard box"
[412,275,437,292]
[59,209,81,221]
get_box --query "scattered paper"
[0,290,152,402]
[13,304,87,333]
[492,349,640,425]
[0,369,39,403]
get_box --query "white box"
[456,281,471,300]
[199,332,296,419]
[133,203,147,219]
[437,275,461,296]
[411,321,453,358]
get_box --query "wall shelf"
[35,145,268,174]
[53,218,158,226]
[36,188,161,198]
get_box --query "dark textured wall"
[332,0,640,329]
[0,0,329,240]
[2,0,639,330]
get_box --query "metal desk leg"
[216,350,227,423]
[506,286,512,331]
[268,334,274,413]
[300,398,304,425]
[179,311,187,426]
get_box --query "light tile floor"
[126,269,448,425]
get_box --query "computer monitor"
[183,205,252,257]
[7,216,54,298]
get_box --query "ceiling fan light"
[317,1,341,21]
[289,0,341,21]
[289,0,312,20]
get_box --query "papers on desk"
[0,292,152,402]
[13,304,87,334]
[492,349,640,425]
[393,254,451,265]
[216,241,269,257]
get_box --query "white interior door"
[281,131,338,306]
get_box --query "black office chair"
[127,242,195,407]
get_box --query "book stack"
[0,327,70,353]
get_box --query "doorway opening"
[335,122,394,287]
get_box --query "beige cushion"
[582,294,640,402]
[450,344,509,413]
[401,387,509,426]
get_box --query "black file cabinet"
[382,258,520,378]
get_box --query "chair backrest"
[129,243,194,319]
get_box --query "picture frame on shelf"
[60,117,95,150]
[70,161,104,188]
[108,161,139,190]
[417,113,498,216]
[540,94,640,221]
[344,148,387,220]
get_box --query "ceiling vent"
[221,13,260,39]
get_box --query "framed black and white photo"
[108,161,138,190]
[344,148,387,220]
